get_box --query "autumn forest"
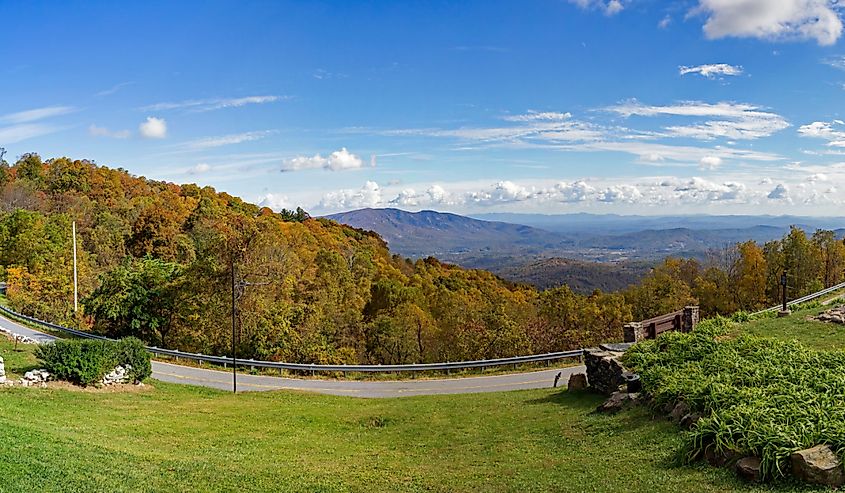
[1,154,843,364]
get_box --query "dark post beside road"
[231,259,237,393]
[778,269,791,318]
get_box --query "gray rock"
[567,373,588,391]
[670,401,691,423]
[679,412,701,429]
[790,445,845,487]
[736,457,762,482]
[596,391,639,413]
[704,445,741,467]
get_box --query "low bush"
[622,319,845,481]
[35,337,152,386]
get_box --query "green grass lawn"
[740,304,845,351]
[0,339,825,493]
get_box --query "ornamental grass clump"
[622,317,845,481]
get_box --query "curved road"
[0,313,584,397]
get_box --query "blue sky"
[3,0,845,215]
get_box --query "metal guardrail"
[0,304,584,373]
[750,280,845,316]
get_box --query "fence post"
[683,306,700,332]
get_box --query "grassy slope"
[740,304,845,351]
[0,340,811,493]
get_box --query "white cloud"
[768,183,790,200]
[798,120,845,147]
[187,163,211,175]
[182,131,272,150]
[0,106,75,124]
[281,147,366,172]
[313,172,845,214]
[142,95,283,112]
[319,181,382,210]
[139,117,167,139]
[699,155,723,169]
[658,15,672,29]
[89,124,130,139]
[694,0,843,46]
[257,193,290,211]
[679,63,743,78]
[569,0,625,15]
[607,100,789,140]
[0,123,59,144]
[502,111,572,122]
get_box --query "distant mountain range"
[326,208,845,293]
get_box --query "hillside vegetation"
[1,154,844,366]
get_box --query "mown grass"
[740,304,845,350]
[0,339,821,493]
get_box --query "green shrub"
[729,311,751,323]
[36,339,115,386]
[622,322,845,481]
[113,337,152,382]
[35,337,152,386]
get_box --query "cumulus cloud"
[281,148,367,172]
[313,173,845,214]
[699,155,723,170]
[679,63,743,78]
[607,100,789,140]
[88,124,130,139]
[319,181,382,210]
[767,183,790,200]
[694,0,843,46]
[139,117,167,139]
[142,95,284,112]
[257,193,290,211]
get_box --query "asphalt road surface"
[0,312,584,397]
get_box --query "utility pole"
[72,221,78,313]
[231,258,237,393]
[778,269,790,317]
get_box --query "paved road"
[0,312,584,397]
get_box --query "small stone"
[679,412,701,429]
[567,373,588,391]
[736,457,762,482]
[704,445,741,467]
[791,445,845,487]
[596,391,637,413]
[670,401,691,423]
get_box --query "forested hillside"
[0,154,843,365]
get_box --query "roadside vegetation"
[625,316,845,483]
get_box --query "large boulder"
[584,348,626,395]
[791,445,845,487]
[567,373,588,391]
[736,457,762,482]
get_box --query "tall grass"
[623,318,845,481]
